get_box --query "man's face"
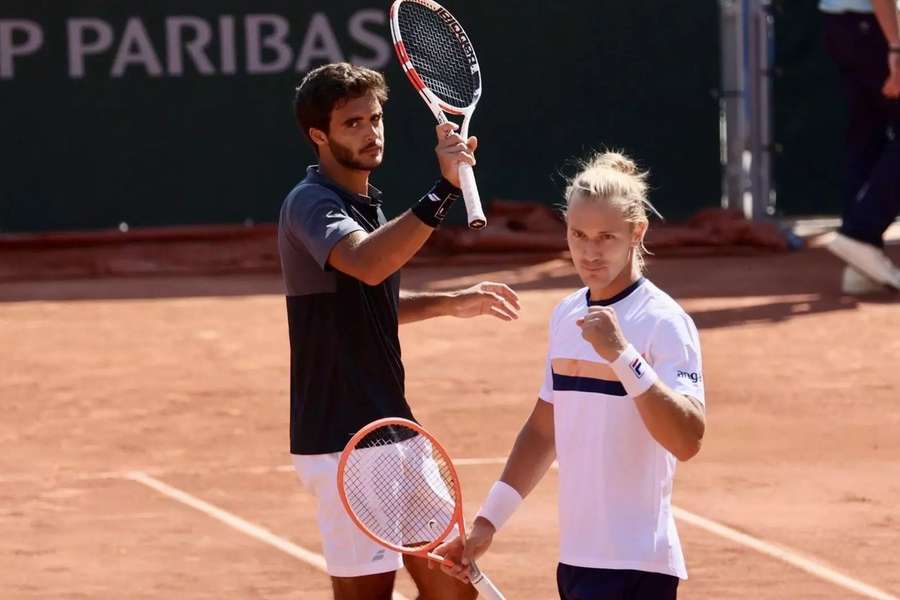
[317,91,385,171]
[566,193,642,290]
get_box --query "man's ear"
[309,127,328,148]
[632,221,648,246]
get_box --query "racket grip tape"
[458,163,486,230]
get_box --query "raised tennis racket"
[337,417,505,599]
[389,0,487,229]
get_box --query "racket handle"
[471,570,505,600]
[458,163,486,230]
[469,562,505,599]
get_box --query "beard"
[328,138,383,171]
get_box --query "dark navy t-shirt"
[278,165,413,455]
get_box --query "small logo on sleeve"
[630,357,644,379]
[372,549,386,562]
[677,370,702,384]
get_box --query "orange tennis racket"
[337,417,505,599]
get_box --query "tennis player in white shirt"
[435,151,707,599]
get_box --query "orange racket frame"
[336,417,465,563]
[336,417,506,599]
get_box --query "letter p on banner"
[0,20,44,79]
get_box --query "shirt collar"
[586,277,646,306]
[305,165,383,207]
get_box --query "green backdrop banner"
[1,1,720,233]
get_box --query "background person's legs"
[840,115,900,248]
[823,13,900,287]
[824,13,897,248]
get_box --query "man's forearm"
[873,0,900,46]
[472,419,554,533]
[497,401,556,499]
[398,289,455,324]
[346,210,434,286]
[328,212,433,287]
[331,176,465,286]
[633,383,705,461]
[498,422,556,499]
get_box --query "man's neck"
[318,156,370,196]
[589,261,641,303]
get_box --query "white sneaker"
[841,266,885,294]
[827,233,900,290]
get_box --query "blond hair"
[563,150,661,271]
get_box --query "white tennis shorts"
[292,452,403,578]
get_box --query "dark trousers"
[823,12,900,249]
[556,564,679,600]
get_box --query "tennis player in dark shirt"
[279,62,519,600]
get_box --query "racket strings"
[398,3,478,107]
[343,428,458,550]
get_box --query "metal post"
[719,0,746,211]
[720,0,775,220]
[747,0,775,220]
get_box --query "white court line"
[672,507,898,600]
[455,459,898,600]
[0,458,502,484]
[125,471,411,600]
[453,457,507,466]
[32,459,900,600]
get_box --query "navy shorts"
[556,564,679,600]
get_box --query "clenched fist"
[576,306,629,362]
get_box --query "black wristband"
[411,178,462,228]
[890,46,900,54]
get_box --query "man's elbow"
[675,404,706,462]
[675,420,705,461]
[328,236,388,286]
[338,254,387,286]
[356,252,395,286]
[674,437,703,462]
[360,270,388,286]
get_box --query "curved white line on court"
[672,507,898,600]
[32,462,899,600]
[125,471,411,600]
[460,459,896,599]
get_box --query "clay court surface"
[2,245,899,599]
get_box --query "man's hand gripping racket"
[390,0,487,229]
[337,418,505,599]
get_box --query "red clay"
[2,245,898,598]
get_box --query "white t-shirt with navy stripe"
[538,277,704,579]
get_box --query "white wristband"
[610,344,658,397]
[474,481,523,532]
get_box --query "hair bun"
[592,152,638,175]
